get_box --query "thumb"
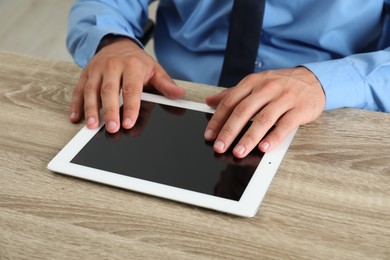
[149,65,185,99]
[205,89,230,108]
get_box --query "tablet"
[48,92,297,217]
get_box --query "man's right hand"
[69,37,185,133]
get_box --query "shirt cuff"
[303,58,367,111]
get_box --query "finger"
[69,69,88,123]
[83,71,102,129]
[205,88,230,108]
[149,64,185,99]
[100,59,122,133]
[258,109,302,153]
[124,101,155,137]
[233,96,294,158]
[204,86,252,146]
[212,94,267,154]
[121,65,146,129]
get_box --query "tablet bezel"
[48,92,297,217]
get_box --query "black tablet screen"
[71,101,264,201]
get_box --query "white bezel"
[48,92,296,217]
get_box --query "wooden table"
[0,51,389,259]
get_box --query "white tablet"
[48,92,297,217]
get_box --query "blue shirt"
[67,0,390,112]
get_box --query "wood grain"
[0,51,389,259]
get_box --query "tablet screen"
[71,101,264,201]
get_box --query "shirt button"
[255,60,262,68]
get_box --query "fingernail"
[204,129,214,140]
[260,141,270,151]
[87,117,96,126]
[122,117,132,128]
[70,112,77,120]
[234,145,246,156]
[107,121,118,132]
[214,140,225,152]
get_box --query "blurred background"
[0,0,157,64]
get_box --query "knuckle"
[277,118,294,130]
[105,57,120,70]
[281,89,296,101]
[84,83,97,94]
[219,95,236,110]
[219,125,235,138]
[70,100,81,111]
[242,131,258,145]
[72,85,83,98]
[242,73,258,85]
[70,94,83,108]
[262,81,279,92]
[101,83,116,94]
[125,56,142,67]
[254,112,274,126]
[122,84,137,95]
[207,117,222,130]
[122,105,138,115]
[84,104,96,115]
[103,107,116,118]
[232,103,250,118]
[91,56,105,66]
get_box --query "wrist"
[96,34,138,53]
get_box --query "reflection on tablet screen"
[71,101,264,201]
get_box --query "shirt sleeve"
[66,0,151,68]
[304,1,390,113]
[303,48,390,113]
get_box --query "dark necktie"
[218,0,266,87]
